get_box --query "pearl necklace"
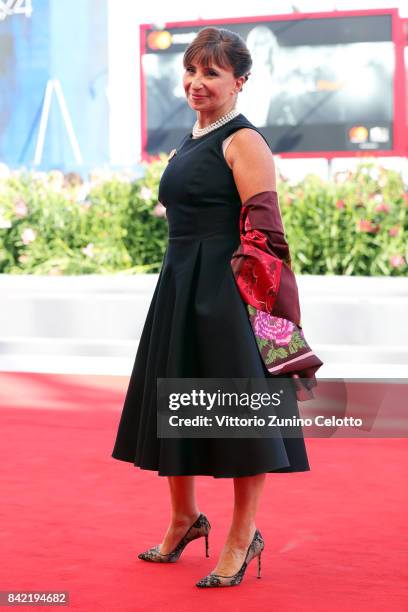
[192,107,240,139]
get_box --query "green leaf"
[266,347,288,364]
[288,331,307,353]
[256,338,269,350]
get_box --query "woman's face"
[183,59,244,112]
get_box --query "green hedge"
[0,157,406,275]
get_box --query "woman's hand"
[226,128,277,203]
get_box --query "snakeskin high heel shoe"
[138,513,211,563]
[195,528,264,587]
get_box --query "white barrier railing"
[0,274,407,377]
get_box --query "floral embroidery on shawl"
[231,190,323,400]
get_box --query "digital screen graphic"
[141,11,402,157]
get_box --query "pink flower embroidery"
[253,310,294,346]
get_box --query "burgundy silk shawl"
[231,190,323,400]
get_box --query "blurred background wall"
[0,0,109,171]
[0,0,407,180]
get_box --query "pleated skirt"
[111,233,310,477]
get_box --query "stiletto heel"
[196,529,265,588]
[138,513,211,563]
[257,551,261,578]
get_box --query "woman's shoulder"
[223,118,273,170]
[224,114,270,148]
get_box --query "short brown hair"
[183,27,252,82]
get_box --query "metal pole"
[33,79,83,166]
[53,79,83,164]
[33,80,54,165]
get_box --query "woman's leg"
[158,476,201,554]
[211,473,266,575]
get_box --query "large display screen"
[141,11,400,157]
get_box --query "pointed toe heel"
[138,512,211,563]
[195,529,265,588]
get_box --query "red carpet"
[0,372,407,612]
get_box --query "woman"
[112,26,321,588]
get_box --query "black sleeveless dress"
[111,113,310,477]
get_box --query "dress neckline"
[188,113,244,140]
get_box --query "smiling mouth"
[191,93,206,98]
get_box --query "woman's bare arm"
[226,128,277,202]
